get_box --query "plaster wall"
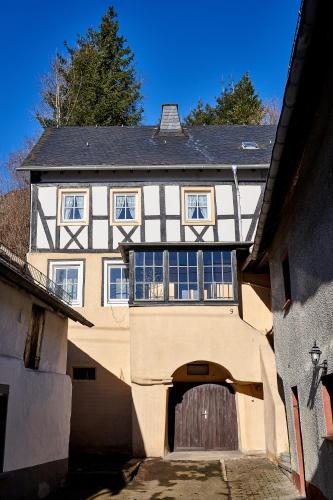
[28,252,132,453]
[268,111,333,497]
[27,251,287,460]
[0,278,71,473]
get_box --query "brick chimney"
[159,104,182,133]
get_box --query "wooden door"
[170,383,238,451]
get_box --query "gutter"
[248,0,317,264]
[17,163,270,172]
[232,165,243,241]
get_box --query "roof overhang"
[247,0,319,267]
[0,258,93,327]
[17,163,270,172]
[119,241,252,263]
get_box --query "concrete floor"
[47,456,303,499]
[164,450,260,461]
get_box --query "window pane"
[135,252,144,266]
[107,265,129,302]
[203,251,233,301]
[178,251,187,266]
[110,268,121,282]
[55,268,66,283]
[204,268,212,282]
[168,251,198,301]
[223,268,232,283]
[169,252,178,266]
[169,266,178,282]
[155,252,163,266]
[198,195,207,207]
[67,268,78,281]
[135,284,143,299]
[144,267,153,282]
[134,251,164,300]
[75,196,84,208]
[155,267,163,282]
[188,251,197,266]
[145,252,154,266]
[65,196,74,207]
[126,208,135,219]
[135,267,144,282]
[203,251,212,265]
[198,206,208,219]
[213,252,222,265]
[189,267,197,282]
[126,195,136,207]
[116,195,125,208]
[213,268,222,282]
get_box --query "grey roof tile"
[21,124,276,169]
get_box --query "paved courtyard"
[48,456,302,499]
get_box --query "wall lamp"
[309,341,327,373]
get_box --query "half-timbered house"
[19,105,288,459]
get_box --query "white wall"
[0,278,72,472]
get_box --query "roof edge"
[18,163,270,172]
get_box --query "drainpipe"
[232,165,243,241]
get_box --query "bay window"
[131,248,235,303]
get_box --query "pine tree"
[184,100,216,126]
[36,6,143,127]
[184,73,265,126]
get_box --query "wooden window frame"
[57,188,89,226]
[110,188,141,226]
[24,304,45,370]
[181,186,215,226]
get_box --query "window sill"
[104,301,129,307]
[182,220,215,226]
[57,220,89,227]
[130,301,238,307]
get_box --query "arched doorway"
[168,362,238,451]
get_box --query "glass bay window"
[131,248,235,303]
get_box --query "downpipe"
[232,165,243,241]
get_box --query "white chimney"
[159,104,182,132]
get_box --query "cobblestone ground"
[224,457,302,500]
[48,457,302,499]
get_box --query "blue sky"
[0,0,300,163]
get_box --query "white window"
[103,260,129,306]
[114,193,136,221]
[110,188,141,225]
[186,193,209,221]
[49,260,84,307]
[181,187,215,225]
[57,188,89,225]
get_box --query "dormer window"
[57,188,89,226]
[110,188,141,226]
[242,141,259,150]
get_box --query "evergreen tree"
[184,73,264,126]
[36,6,143,127]
[184,100,216,126]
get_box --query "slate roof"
[19,125,276,170]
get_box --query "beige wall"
[27,251,288,460]
[0,277,71,472]
[28,252,132,453]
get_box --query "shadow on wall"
[67,342,144,456]
[308,439,333,500]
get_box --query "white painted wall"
[165,186,180,215]
[38,187,57,216]
[92,186,108,215]
[215,185,234,215]
[0,279,72,472]
[143,186,160,215]
[239,185,262,215]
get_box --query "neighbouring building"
[19,104,288,460]
[245,0,333,498]
[0,243,92,500]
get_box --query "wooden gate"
[169,383,238,451]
